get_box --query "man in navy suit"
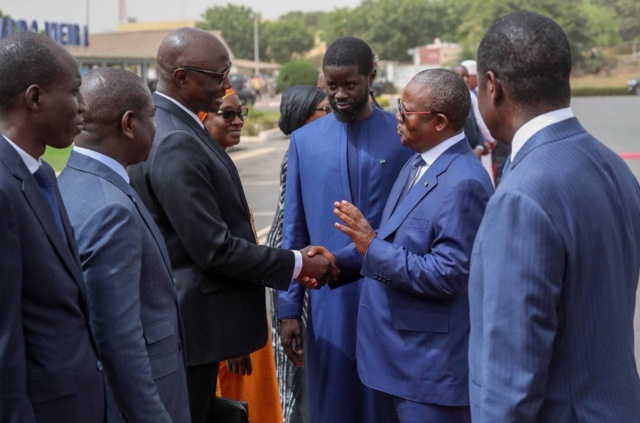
[0,32,105,422]
[58,68,191,423]
[331,69,493,422]
[468,11,640,422]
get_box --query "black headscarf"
[278,85,326,135]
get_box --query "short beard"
[330,93,369,123]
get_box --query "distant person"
[198,88,283,423]
[331,68,493,422]
[278,37,412,423]
[460,59,495,183]
[127,27,335,423]
[265,85,330,423]
[0,31,105,422]
[452,64,484,156]
[58,67,191,423]
[468,10,640,422]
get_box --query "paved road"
[231,95,640,367]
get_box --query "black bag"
[213,396,250,423]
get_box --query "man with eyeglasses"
[278,36,412,423]
[330,68,493,422]
[128,27,337,423]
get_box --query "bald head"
[156,27,229,84]
[0,32,68,114]
[78,67,151,143]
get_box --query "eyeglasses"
[216,107,249,122]
[177,63,232,85]
[315,106,331,114]
[397,98,444,123]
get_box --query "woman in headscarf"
[265,85,329,423]
[199,88,283,423]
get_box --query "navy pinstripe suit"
[468,117,640,421]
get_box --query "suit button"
[97,360,103,371]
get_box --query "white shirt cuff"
[292,250,302,279]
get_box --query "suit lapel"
[379,140,470,238]
[153,93,251,215]
[0,139,85,288]
[67,151,175,276]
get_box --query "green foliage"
[276,61,319,93]
[262,19,315,63]
[42,146,72,173]
[198,5,257,59]
[242,108,280,136]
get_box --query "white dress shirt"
[414,131,466,183]
[510,107,574,161]
[4,136,41,174]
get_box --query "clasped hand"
[296,246,339,289]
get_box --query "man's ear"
[24,85,43,111]
[368,69,377,87]
[434,113,449,132]
[173,68,188,87]
[484,70,503,106]
[121,110,136,140]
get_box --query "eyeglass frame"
[216,107,249,123]
[397,98,447,123]
[176,63,233,85]
[315,106,331,114]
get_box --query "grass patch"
[571,73,634,97]
[243,108,280,136]
[42,145,72,173]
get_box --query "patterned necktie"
[33,166,66,239]
[397,154,426,205]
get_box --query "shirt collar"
[511,107,574,160]
[3,135,41,174]
[73,146,130,183]
[420,131,466,166]
[155,92,204,129]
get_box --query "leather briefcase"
[213,396,250,423]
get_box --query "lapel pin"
[424,182,429,187]
[379,159,386,164]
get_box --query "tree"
[198,5,257,59]
[276,61,319,93]
[262,19,315,63]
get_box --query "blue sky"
[3,0,361,33]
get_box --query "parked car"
[627,78,640,95]
[229,74,257,105]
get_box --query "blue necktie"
[33,166,66,239]
[397,154,426,205]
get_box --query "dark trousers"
[187,363,219,423]
[374,389,471,423]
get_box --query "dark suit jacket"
[469,118,640,421]
[356,140,493,408]
[59,151,190,423]
[129,93,295,366]
[0,136,105,423]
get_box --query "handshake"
[294,200,377,290]
[296,245,339,289]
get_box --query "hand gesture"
[334,200,375,255]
